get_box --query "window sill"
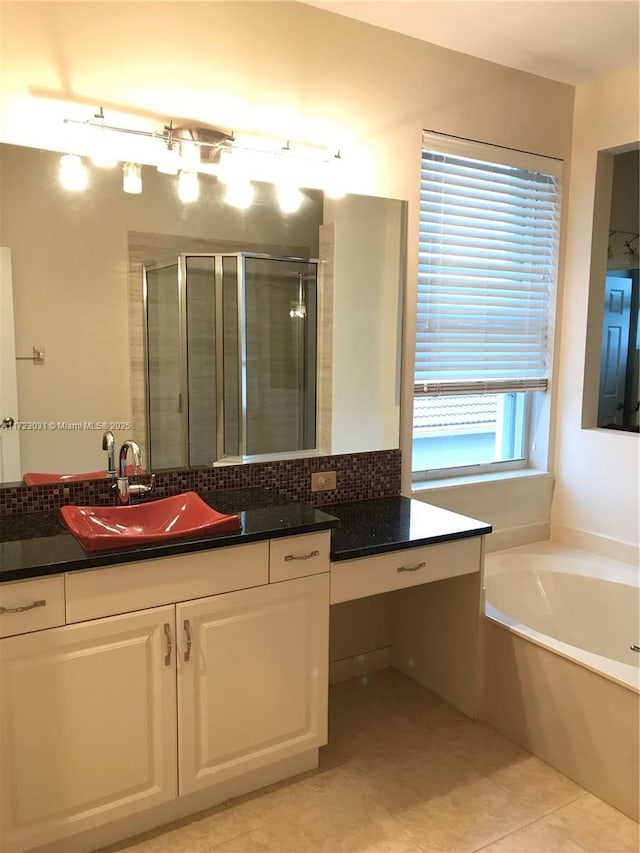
[411,467,551,495]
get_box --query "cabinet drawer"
[65,542,269,623]
[330,537,481,604]
[0,575,65,638]
[269,532,330,582]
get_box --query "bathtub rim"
[483,541,639,694]
[484,540,639,586]
[483,605,639,693]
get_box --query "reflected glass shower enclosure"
[143,253,318,470]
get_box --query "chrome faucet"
[115,440,155,505]
[102,430,116,478]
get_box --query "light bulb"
[59,154,88,191]
[324,153,346,199]
[289,301,307,319]
[178,170,199,203]
[217,148,235,184]
[90,127,118,168]
[181,141,201,172]
[277,182,303,214]
[157,142,181,175]
[225,178,254,209]
[92,147,118,169]
[122,162,142,194]
[274,146,303,213]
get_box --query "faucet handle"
[129,473,156,498]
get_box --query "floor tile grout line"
[482,772,586,817]
[469,793,591,853]
[329,738,590,853]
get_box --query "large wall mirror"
[585,143,639,433]
[0,143,406,484]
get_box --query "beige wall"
[552,64,640,557]
[327,194,404,453]
[0,1,574,521]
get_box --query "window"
[413,132,562,480]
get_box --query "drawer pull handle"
[0,599,46,614]
[397,562,426,573]
[184,619,192,662]
[284,550,320,562]
[163,622,172,666]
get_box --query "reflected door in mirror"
[598,270,639,431]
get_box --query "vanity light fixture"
[62,108,347,209]
[59,154,88,191]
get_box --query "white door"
[0,606,178,853]
[0,247,21,481]
[177,573,329,795]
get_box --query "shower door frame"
[143,252,319,469]
[142,258,189,470]
[238,252,319,461]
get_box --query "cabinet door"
[177,573,329,795]
[0,606,177,853]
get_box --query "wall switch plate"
[311,471,337,492]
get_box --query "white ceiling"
[300,0,640,84]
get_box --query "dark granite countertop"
[0,488,338,583]
[321,496,492,561]
[0,491,492,583]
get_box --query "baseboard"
[484,521,550,553]
[550,522,639,566]
[329,646,392,683]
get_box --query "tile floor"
[100,668,639,853]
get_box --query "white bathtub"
[484,540,639,691]
[481,539,639,820]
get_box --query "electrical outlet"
[311,471,337,492]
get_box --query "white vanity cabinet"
[178,573,328,795]
[330,536,481,604]
[0,605,178,853]
[0,532,331,853]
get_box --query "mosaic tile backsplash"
[0,450,401,516]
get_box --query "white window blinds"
[415,132,562,396]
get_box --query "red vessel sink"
[60,492,242,552]
[24,466,141,485]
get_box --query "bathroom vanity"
[0,491,490,853]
